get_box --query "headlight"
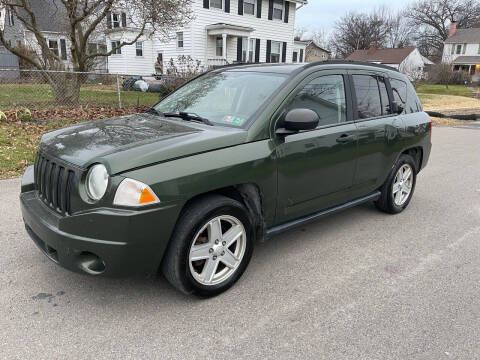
[85,164,109,201]
[113,178,160,207]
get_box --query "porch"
[205,23,255,68]
[452,56,480,75]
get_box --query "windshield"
[154,71,288,127]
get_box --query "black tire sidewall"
[174,199,254,297]
[386,155,417,213]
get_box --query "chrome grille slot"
[34,153,77,215]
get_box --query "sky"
[296,0,415,33]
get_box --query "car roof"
[217,61,401,76]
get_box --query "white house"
[347,46,433,80]
[106,0,308,75]
[442,21,480,79]
[292,39,308,63]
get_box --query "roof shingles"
[346,47,416,65]
[445,28,480,44]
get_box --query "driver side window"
[286,75,347,127]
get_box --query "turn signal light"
[139,187,157,204]
[113,178,160,207]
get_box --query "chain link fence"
[0,69,181,112]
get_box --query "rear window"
[390,78,421,114]
[352,75,382,119]
[406,82,422,113]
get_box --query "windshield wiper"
[163,111,214,126]
[145,107,164,116]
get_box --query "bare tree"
[387,11,415,48]
[329,7,393,58]
[0,0,193,104]
[406,0,480,61]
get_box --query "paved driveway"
[1,126,479,359]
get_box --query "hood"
[40,113,248,174]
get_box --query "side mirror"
[392,101,405,115]
[276,108,319,136]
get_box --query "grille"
[34,153,76,215]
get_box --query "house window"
[112,13,120,28]
[88,43,98,54]
[293,51,298,63]
[244,0,255,15]
[210,0,223,9]
[242,38,255,62]
[216,37,223,56]
[136,41,143,56]
[107,12,127,29]
[48,40,59,56]
[8,9,14,26]
[270,41,281,63]
[456,44,462,54]
[60,39,67,60]
[273,0,283,20]
[177,32,184,48]
[111,41,122,55]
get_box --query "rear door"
[274,70,358,223]
[348,71,405,199]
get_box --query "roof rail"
[301,60,400,73]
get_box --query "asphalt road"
[1,126,480,360]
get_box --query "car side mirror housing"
[276,109,319,136]
[392,101,405,115]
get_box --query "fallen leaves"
[0,105,148,179]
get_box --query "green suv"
[20,62,432,297]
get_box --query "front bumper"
[20,166,181,277]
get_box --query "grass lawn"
[419,94,480,111]
[0,83,159,109]
[415,84,476,97]
[415,83,480,111]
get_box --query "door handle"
[336,134,356,143]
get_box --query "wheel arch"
[400,146,423,173]
[175,183,266,242]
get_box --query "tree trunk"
[50,72,84,105]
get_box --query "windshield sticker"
[223,116,246,126]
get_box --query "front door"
[275,72,358,224]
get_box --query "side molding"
[265,191,381,238]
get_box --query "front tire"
[375,154,417,214]
[162,195,254,297]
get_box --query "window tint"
[390,78,407,107]
[353,75,382,119]
[378,77,391,115]
[287,75,347,127]
[406,83,421,114]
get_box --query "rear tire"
[375,154,417,214]
[162,195,254,297]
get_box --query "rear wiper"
[163,111,214,126]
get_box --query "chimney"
[367,46,376,55]
[449,21,457,38]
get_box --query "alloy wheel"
[392,164,413,206]
[188,215,247,286]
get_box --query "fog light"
[77,252,106,275]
